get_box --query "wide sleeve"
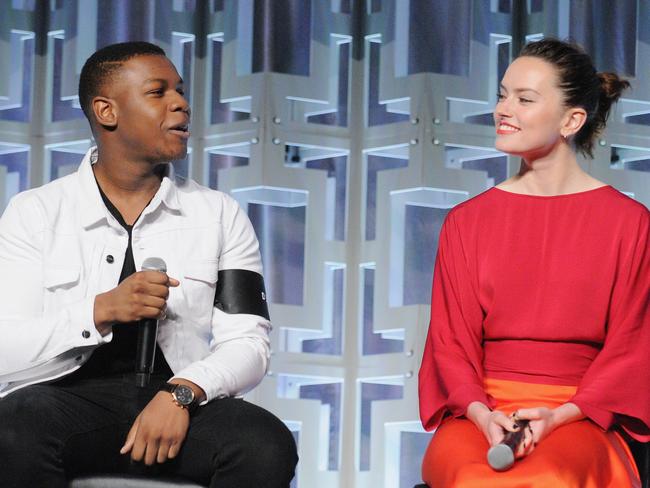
[172,195,271,401]
[570,209,650,441]
[418,212,493,431]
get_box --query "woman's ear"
[92,96,117,128]
[561,107,587,138]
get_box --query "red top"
[418,186,650,441]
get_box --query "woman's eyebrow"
[499,84,541,95]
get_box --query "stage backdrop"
[1,1,648,486]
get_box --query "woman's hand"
[467,402,584,459]
[514,402,584,457]
[511,407,555,456]
[466,401,522,447]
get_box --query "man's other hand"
[119,391,190,465]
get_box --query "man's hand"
[94,271,180,335]
[120,391,190,465]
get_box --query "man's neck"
[92,153,164,226]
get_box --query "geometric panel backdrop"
[1,1,648,486]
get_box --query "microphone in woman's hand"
[487,419,529,471]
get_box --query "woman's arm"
[419,213,492,431]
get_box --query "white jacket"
[0,148,271,400]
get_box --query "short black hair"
[78,41,166,122]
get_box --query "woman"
[418,38,649,487]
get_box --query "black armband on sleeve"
[214,269,270,320]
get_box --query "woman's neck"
[498,145,604,196]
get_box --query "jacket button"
[106,255,114,263]
[82,330,91,339]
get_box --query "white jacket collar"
[77,147,181,228]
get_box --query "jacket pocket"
[184,261,219,285]
[44,266,80,290]
[182,260,219,325]
[43,265,82,309]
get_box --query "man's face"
[104,54,190,163]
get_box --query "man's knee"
[236,403,299,482]
[198,399,298,484]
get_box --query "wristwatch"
[159,383,198,414]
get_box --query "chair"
[69,476,206,488]
[629,441,650,488]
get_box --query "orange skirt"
[422,378,640,488]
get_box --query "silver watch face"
[173,385,195,406]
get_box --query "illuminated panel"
[305,39,350,127]
[251,0,311,76]
[232,186,307,306]
[208,34,251,124]
[367,40,410,127]
[390,187,468,307]
[361,265,403,355]
[384,421,434,488]
[281,263,345,356]
[0,30,34,122]
[610,145,650,173]
[365,146,409,241]
[170,32,196,106]
[277,375,343,472]
[0,143,29,209]
[205,143,250,190]
[45,140,91,182]
[50,32,84,122]
[445,144,508,186]
[620,100,650,127]
[284,144,347,241]
[446,34,511,126]
[358,377,404,471]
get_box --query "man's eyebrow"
[143,77,184,85]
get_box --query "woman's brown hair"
[519,38,630,158]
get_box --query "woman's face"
[494,56,570,161]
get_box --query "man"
[0,41,297,487]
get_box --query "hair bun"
[594,72,631,131]
[597,72,631,103]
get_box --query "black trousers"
[0,373,298,488]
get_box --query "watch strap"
[159,382,176,394]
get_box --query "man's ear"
[92,96,117,128]
[561,107,587,138]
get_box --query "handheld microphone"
[487,419,529,471]
[135,257,167,388]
